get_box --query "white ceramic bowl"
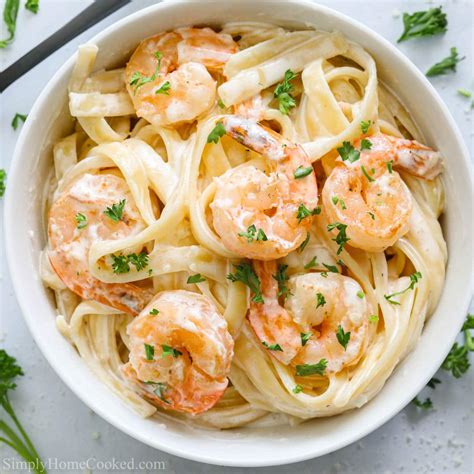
[5,0,473,467]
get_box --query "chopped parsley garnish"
[75,213,87,229]
[412,397,433,409]
[0,169,6,197]
[238,224,267,243]
[0,0,20,48]
[361,165,375,182]
[25,0,38,14]
[322,263,339,273]
[227,263,264,303]
[316,292,326,308]
[357,290,364,299]
[207,121,226,144]
[294,166,313,179]
[187,273,206,284]
[441,315,473,378]
[111,252,149,274]
[304,256,317,269]
[369,315,379,323]
[457,88,472,98]
[337,141,360,163]
[292,384,304,394]
[360,120,371,134]
[384,271,422,304]
[327,222,350,254]
[217,98,226,109]
[144,343,154,361]
[298,232,310,252]
[104,199,126,222]
[297,204,319,223]
[155,80,171,95]
[161,344,182,358]
[301,332,312,347]
[387,160,393,173]
[295,359,327,376]
[336,325,351,350]
[149,309,159,315]
[427,377,441,389]
[397,7,447,43]
[11,113,27,130]
[129,51,163,93]
[360,138,372,151]
[331,196,339,205]
[426,47,465,77]
[368,211,375,220]
[273,264,292,300]
[274,69,297,115]
[262,341,283,352]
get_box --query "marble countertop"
[0,1,472,473]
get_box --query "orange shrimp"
[211,116,318,260]
[48,173,150,315]
[123,290,234,415]
[322,133,443,252]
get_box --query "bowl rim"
[5,0,474,467]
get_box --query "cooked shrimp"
[248,261,369,373]
[233,94,266,121]
[211,116,318,260]
[123,290,234,415]
[322,133,443,252]
[125,28,238,126]
[48,173,150,315]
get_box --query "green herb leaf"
[227,263,264,303]
[294,166,313,179]
[25,0,39,14]
[295,359,327,376]
[11,113,27,130]
[144,343,154,361]
[300,332,312,347]
[152,382,170,404]
[0,169,6,198]
[274,69,297,115]
[384,271,422,304]
[161,344,182,358]
[331,196,339,205]
[427,377,441,389]
[337,141,360,163]
[149,309,159,315]
[367,211,375,220]
[75,213,87,229]
[426,47,465,77]
[361,165,375,182]
[457,88,472,98]
[322,263,339,273]
[316,292,326,309]
[256,228,268,241]
[327,222,350,254]
[298,232,310,252]
[360,138,372,151]
[304,256,317,269]
[360,120,371,134]
[412,397,433,409]
[292,384,304,394]
[127,252,149,271]
[273,264,292,300]
[207,121,226,144]
[217,98,226,109]
[336,325,351,350]
[0,0,20,48]
[296,204,320,223]
[398,7,447,43]
[357,290,364,299]
[104,199,126,222]
[130,51,163,93]
[369,314,379,323]
[387,160,393,173]
[442,342,469,378]
[262,341,283,351]
[187,273,206,284]
[238,224,257,243]
[155,81,171,95]
[111,255,130,274]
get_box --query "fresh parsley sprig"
[25,0,38,13]
[0,0,19,48]
[227,263,264,304]
[207,122,226,144]
[397,7,447,43]
[273,264,292,300]
[336,325,351,350]
[0,169,6,198]
[426,47,465,77]
[111,252,149,274]
[412,396,433,410]
[129,51,164,93]
[11,113,27,130]
[384,272,422,305]
[238,224,267,243]
[104,199,126,222]
[0,350,46,473]
[327,222,350,255]
[295,359,327,376]
[274,69,297,115]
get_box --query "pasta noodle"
[41,23,447,429]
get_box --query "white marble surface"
[0,1,473,473]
